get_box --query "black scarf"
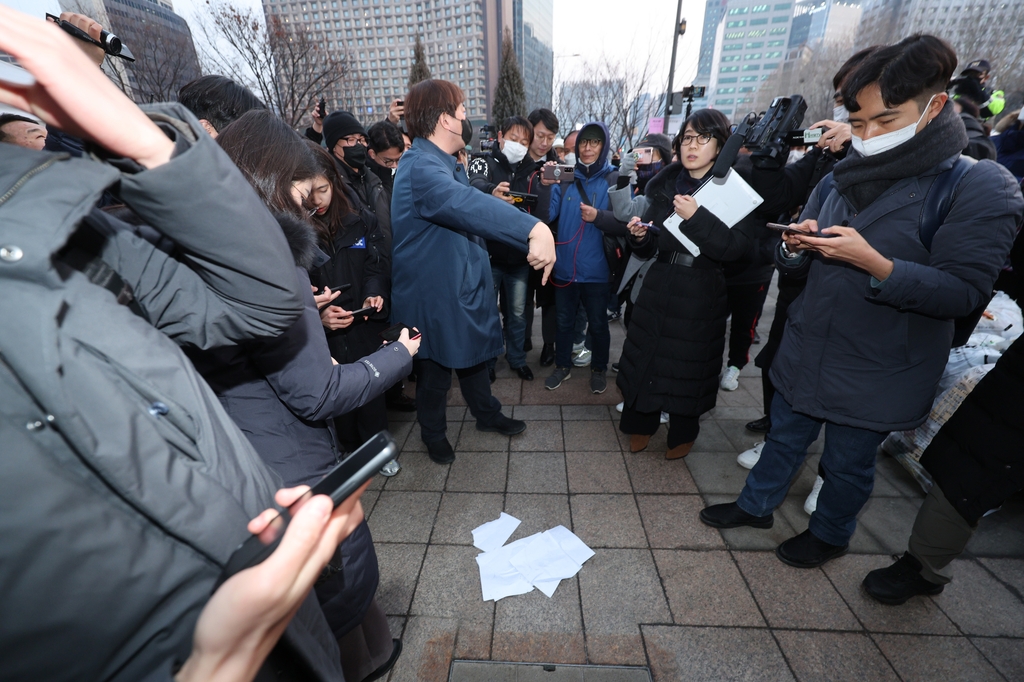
[832,101,969,212]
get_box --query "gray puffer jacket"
[772,154,1024,431]
[0,106,344,682]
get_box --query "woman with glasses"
[611,109,757,459]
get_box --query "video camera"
[738,95,807,169]
[479,124,497,152]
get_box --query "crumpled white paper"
[471,511,521,552]
[471,516,594,601]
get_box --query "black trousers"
[619,404,700,449]
[726,281,771,369]
[335,394,388,453]
[414,358,502,443]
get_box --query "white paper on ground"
[508,526,595,599]
[471,512,521,552]
[546,525,596,565]
[476,534,537,601]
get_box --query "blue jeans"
[737,394,886,546]
[490,263,530,369]
[555,281,609,371]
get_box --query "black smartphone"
[315,282,352,296]
[767,222,839,238]
[506,191,538,207]
[380,323,421,343]
[346,305,376,318]
[317,96,327,118]
[216,431,398,587]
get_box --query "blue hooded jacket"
[547,122,618,284]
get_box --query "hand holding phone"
[633,147,654,165]
[217,432,398,586]
[766,222,839,238]
[317,96,327,119]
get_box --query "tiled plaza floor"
[368,280,1024,681]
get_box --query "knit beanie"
[323,111,366,150]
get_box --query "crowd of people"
[3,5,1024,681]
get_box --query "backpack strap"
[919,155,977,251]
[815,171,836,210]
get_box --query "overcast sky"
[169,0,705,96]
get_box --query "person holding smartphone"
[0,7,360,680]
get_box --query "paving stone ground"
[369,279,1024,682]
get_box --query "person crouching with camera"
[615,110,758,459]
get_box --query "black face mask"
[342,143,367,169]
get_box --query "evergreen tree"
[491,29,526,127]
[408,35,432,88]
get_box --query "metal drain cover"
[450,660,652,681]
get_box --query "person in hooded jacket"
[954,98,997,161]
[470,115,540,381]
[535,122,629,395]
[188,110,415,682]
[701,35,1024,569]
[0,9,369,680]
[611,109,756,460]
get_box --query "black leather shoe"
[386,392,417,412]
[539,343,555,367]
[745,415,771,433]
[364,639,403,681]
[524,338,533,352]
[477,413,527,436]
[776,530,849,568]
[425,438,455,464]
[488,367,496,383]
[514,365,534,380]
[863,552,945,605]
[699,502,774,529]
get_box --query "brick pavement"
[366,283,1024,682]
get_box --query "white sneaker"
[380,459,401,477]
[660,412,669,424]
[737,441,764,469]
[616,401,624,413]
[572,348,592,367]
[804,475,824,514]
[720,365,741,391]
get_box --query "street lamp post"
[663,0,686,119]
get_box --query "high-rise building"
[857,0,1024,47]
[513,0,553,112]
[789,0,861,50]
[61,0,201,103]
[691,0,730,112]
[705,1,798,120]
[263,0,523,123]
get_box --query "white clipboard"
[662,168,764,257]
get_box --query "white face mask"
[832,104,849,123]
[850,95,935,157]
[787,149,805,165]
[564,152,577,166]
[502,139,527,164]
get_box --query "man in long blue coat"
[391,79,556,464]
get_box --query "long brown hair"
[306,141,354,245]
[216,109,318,222]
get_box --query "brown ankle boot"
[630,434,652,453]
[666,441,694,459]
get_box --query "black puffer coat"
[921,336,1024,525]
[616,163,756,416]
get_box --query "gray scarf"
[832,101,968,212]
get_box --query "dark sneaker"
[611,362,620,373]
[863,552,945,605]
[745,415,771,433]
[545,366,571,390]
[776,529,849,568]
[699,502,774,529]
[590,369,607,394]
[513,365,534,380]
[539,343,555,367]
[477,413,527,436]
[425,438,455,464]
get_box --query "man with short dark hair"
[177,75,266,138]
[527,108,559,163]
[470,115,539,381]
[391,79,555,464]
[700,35,1024,569]
[366,119,406,196]
[0,113,46,150]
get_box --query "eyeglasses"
[377,155,402,168]
[681,133,714,146]
[578,138,602,149]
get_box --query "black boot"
[699,502,774,529]
[776,530,848,568]
[745,415,771,433]
[862,552,945,605]
[425,438,455,464]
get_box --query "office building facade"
[264,0,521,122]
[513,0,553,112]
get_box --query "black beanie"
[323,111,366,150]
